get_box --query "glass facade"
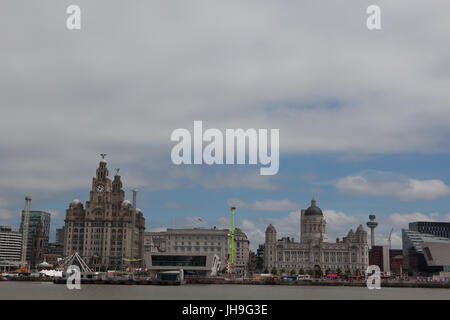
[152,255,207,267]
[19,211,51,262]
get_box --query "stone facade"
[145,227,250,276]
[63,158,145,270]
[264,199,369,275]
[30,220,46,268]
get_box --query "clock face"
[96,184,105,193]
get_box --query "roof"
[304,199,323,216]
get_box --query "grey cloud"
[1,0,450,199]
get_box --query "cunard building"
[264,199,369,275]
[64,156,146,270]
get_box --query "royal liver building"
[264,199,369,275]
[64,157,146,270]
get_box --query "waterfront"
[0,282,449,300]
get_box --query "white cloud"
[323,210,358,229]
[388,212,434,227]
[227,198,299,211]
[336,171,450,201]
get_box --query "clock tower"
[64,155,146,270]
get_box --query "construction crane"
[388,228,394,249]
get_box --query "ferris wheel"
[58,252,92,273]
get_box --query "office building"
[409,221,450,239]
[144,227,250,276]
[0,226,22,271]
[264,199,369,275]
[19,210,51,263]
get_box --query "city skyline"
[2,154,450,252]
[2,1,450,252]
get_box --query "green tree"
[298,268,305,275]
[271,267,278,275]
[281,268,286,274]
[325,268,331,275]
[263,269,269,274]
[290,269,296,276]
[337,267,342,275]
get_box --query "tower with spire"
[64,155,146,270]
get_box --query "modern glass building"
[19,211,51,263]
[402,228,450,275]
[409,222,450,239]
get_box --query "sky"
[1,1,450,250]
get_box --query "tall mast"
[21,196,32,268]
[231,207,236,267]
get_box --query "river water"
[0,282,449,300]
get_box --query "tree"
[308,268,314,275]
[290,269,296,276]
[299,268,305,275]
[263,269,269,274]
[281,268,286,274]
[325,268,331,275]
[271,267,278,275]
[337,267,342,275]
[100,265,107,272]
[221,267,227,274]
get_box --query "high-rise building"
[19,210,51,263]
[56,227,65,246]
[264,199,369,276]
[64,157,146,270]
[0,226,22,271]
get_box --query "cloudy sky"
[1,1,450,250]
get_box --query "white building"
[0,226,22,271]
[264,199,369,275]
[144,227,249,276]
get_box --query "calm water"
[1,282,450,300]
